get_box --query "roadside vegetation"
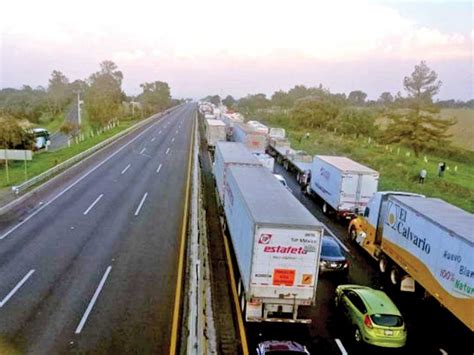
[215,61,474,212]
[0,121,133,188]
[0,60,183,190]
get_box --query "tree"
[0,87,47,123]
[47,70,71,115]
[335,108,377,138]
[237,93,270,114]
[203,95,221,106]
[271,90,292,108]
[222,95,236,109]
[384,61,456,156]
[348,90,367,106]
[59,121,81,139]
[0,115,34,149]
[138,81,171,115]
[85,61,124,126]
[378,92,394,106]
[291,95,341,129]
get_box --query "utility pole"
[75,90,82,125]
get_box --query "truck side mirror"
[364,207,370,217]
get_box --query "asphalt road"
[245,163,473,355]
[0,104,195,354]
[49,104,80,151]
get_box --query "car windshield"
[321,241,344,257]
[371,314,403,327]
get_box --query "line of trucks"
[198,102,474,331]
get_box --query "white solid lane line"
[156,164,162,174]
[166,148,170,155]
[0,118,161,241]
[134,192,148,216]
[120,164,131,175]
[335,339,348,355]
[0,269,35,308]
[83,194,104,215]
[140,147,146,154]
[75,266,112,334]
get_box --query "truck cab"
[348,192,424,262]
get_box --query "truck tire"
[379,256,388,274]
[349,227,358,242]
[322,203,329,215]
[390,266,400,287]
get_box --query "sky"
[1,0,473,100]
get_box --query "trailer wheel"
[379,256,388,274]
[390,266,400,287]
[322,203,329,215]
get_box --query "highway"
[245,162,473,355]
[0,104,195,354]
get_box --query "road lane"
[0,104,195,353]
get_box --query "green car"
[335,285,407,348]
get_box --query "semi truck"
[348,192,474,330]
[213,142,262,205]
[306,155,379,219]
[266,139,312,185]
[222,164,324,323]
[232,122,267,153]
[205,119,226,151]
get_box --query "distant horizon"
[2,0,472,100]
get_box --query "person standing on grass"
[438,162,446,177]
[419,168,427,184]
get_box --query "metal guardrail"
[11,108,176,196]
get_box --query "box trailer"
[232,123,267,153]
[349,192,474,330]
[205,119,226,150]
[307,155,379,218]
[253,152,275,172]
[223,165,324,323]
[213,142,262,206]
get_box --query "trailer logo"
[319,167,330,180]
[386,201,431,255]
[258,234,272,244]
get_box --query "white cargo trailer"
[232,123,267,153]
[349,193,474,330]
[223,165,323,323]
[205,119,226,150]
[213,142,262,206]
[253,152,275,172]
[307,155,379,218]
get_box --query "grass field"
[260,110,474,213]
[0,121,134,188]
[441,108,474,151]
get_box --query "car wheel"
[354,327,363,344]
[379,256,388,274]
